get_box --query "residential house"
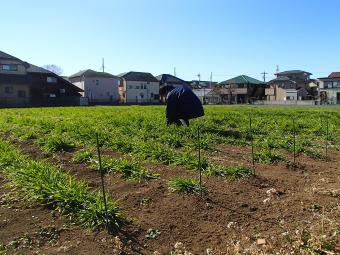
[0,50,82,108]
[318,72,340,104]
[69,69,119,104]
[118,71,159,104]
[156,74,190,102]
[193,88,212,104]
[266,70,315,101]
[218,75,266,104]
[190,80,218,89]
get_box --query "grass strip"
[0,139,125,231]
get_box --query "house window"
[49,94,56,98]
[5,86,13,94]
[128,85,133,89]
[18,90,26,98]
[147,81,150,84]
[333,81,337,87]
[96,80,99,85]
[136,86,140,89]
[47,77,57,83]
[154,94,159,100]
[1,64,18,71]
[140,93,144,98]
[59,88,66,93]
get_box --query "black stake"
[198,125,203,198]
[96,133,109,232]
[249,113,255,175]
[325,117,329,162]
[293,118,296,166]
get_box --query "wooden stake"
[96,133,109,232]
[249,113,255,175]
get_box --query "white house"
[118,71,159,104]
[69,69,119,103]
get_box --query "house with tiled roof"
[0,50,82,107]
[217,75,266,104]
[69,69,120,104]
[265,70,316,101]
[318,72,340,104]
[118,71,159,104]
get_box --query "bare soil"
[1,138,339,254]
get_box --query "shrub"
[205,165,252,177]
[72,149,94,163]
[90,156,159,181]
[38,136,75,153]
[254,149,283,164]
[168,177,203,195]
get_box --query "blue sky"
[1,0,339,81]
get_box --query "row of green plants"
[0,106,338,167]
[0,139,125,231]
[72,149,159,181]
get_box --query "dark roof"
[156,74,189,85]
[329,72,340,78]
[117,71,158,82]
[69,69,118,79]
[0,50,82,92]
[276,70,312,76]
[219,75,265,85]
[0,50,55,74]
[26,63,51,74]
[267,76,297,85]
[0,50,22,61]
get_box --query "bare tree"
[42,64,63,75]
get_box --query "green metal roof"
[219,75,265,85]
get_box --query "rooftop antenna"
[174,67,176,77]
[197,73,201,82]
[101,58,105,72]
[261,71,268,82]
[276,65,280,74]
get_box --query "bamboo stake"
[96,133,109,232]
[293,118,296,166]
[249,113,255,175]
[325,117,329,162]
[198,125,203,198]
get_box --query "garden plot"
[0,105,339,254]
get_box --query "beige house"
[69,69,119,104]
[118,71,159,104]
[266,70,315,101]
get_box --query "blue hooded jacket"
[166,85,204,121]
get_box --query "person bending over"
[166,85,204,126]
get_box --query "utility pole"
[261,71,267,82]
[197,73,201,83]
[101,58,105,72]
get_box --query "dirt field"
[1,137,339,254]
